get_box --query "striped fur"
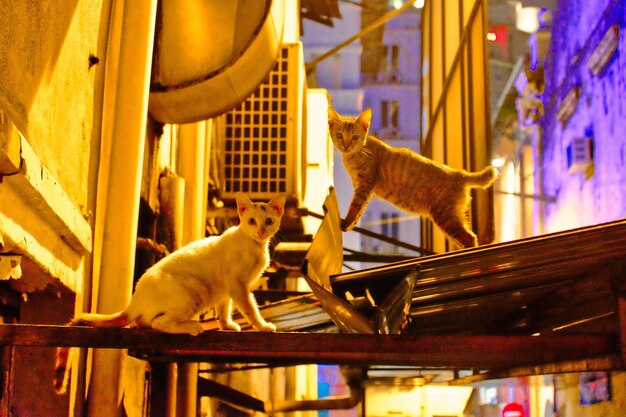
[328,106,496,248]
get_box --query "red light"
[487,32,497,41]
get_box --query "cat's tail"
[71,311,131,327]
[53,311,131,394]
[464,165,497,189]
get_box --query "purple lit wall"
[540,0,626,232]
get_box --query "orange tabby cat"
[328,106,496,248]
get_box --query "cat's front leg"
[231,290,276,332]
[342,184,373,231]
[216,300,241,332]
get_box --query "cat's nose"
[257,229,266,237]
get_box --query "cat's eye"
[336,133,343,140]
[265,218,275,226]
[248,218,256,226]
[351,135,359,142]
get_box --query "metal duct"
[149,0,285,123]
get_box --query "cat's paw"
[256,322,276,332]
[187,322,205,336]
[220,321,241,332]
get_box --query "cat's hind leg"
[231,290,276,332]
[430,206,478,248]
[445,221,478,248]
[150,314,205,336]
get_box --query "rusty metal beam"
[197,377,265,412]
[0,324,618,370]
[448,355,624,385]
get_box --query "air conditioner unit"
[221,43,305,202]
[566,136,593,173]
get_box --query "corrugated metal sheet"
[331,218,626,336]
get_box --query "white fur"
[53,193,286,393]
[125,192,285,334]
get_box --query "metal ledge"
[0,324,619,371]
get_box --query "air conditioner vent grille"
[221,45,299,197]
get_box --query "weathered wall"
[10,292,75,417]
[0,2,105,414]
[555,372,626,417]
[539,2,626,414]
[0,0,103,209]
[541,0,626,232]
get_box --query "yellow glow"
[303,89,334,235]
[487,32,497,42]
[367,385,423,417]
[413,306,444,315]
[529,375,554,417]
[491,157,506,167]
[413,0,425,8]
[366,385,472,417]
[516,5,541,33]
[423,386,473,416]
[392,0,404,10]
[282,0,299,43]
[499,161,520,242]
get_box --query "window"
[381,100,399,129]
[379,45,400,81]
[389,45,399,72]
[381,212,400,239]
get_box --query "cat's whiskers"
[358,147,374,160]
[269,230,286,249]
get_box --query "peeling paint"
[0,254,22,281]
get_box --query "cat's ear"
[235,192,254,216]
[356,108,372,132]
[328,106,341,128]
[268,193,286,216]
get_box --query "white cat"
[54,192,285,393]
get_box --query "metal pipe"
[88,0,157,415]
[176,121,209,417]
[266,386,362,412]
[159,172,186,417]
[300,208,434,255]
[267,367,365,413]
[493,189,556,202]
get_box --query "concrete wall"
[0,0,103,209]
[538,3,626,415]
[0,2,106,415]
[540,0,626,232]
[555,372,626,417]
